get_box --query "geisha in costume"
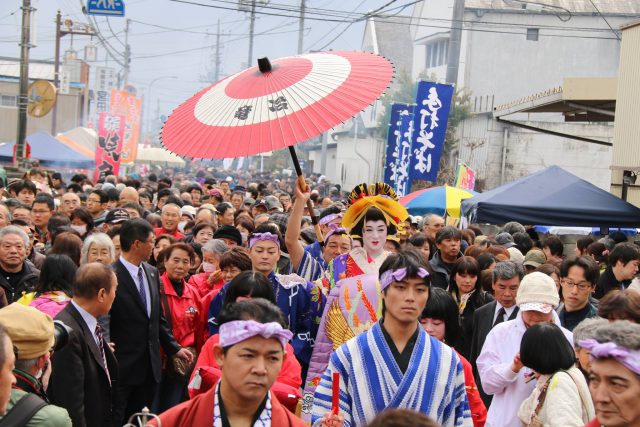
[300,182,408,422]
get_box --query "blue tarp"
[461,166,640,227]
[0,131,93,168]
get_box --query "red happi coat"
[150,382,307,427]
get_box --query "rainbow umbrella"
[400,185,478,218]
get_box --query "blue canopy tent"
[461,166,640,227]
[0,131,94,168]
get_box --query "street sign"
[87,0,125,16]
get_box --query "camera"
[53,320,72,352]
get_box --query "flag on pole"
[408,81,454,183]
[455,161,476,191]
[394,106,414,197]
[383,103,413,188]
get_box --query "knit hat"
[516,272,560,313]
[213,225,242,246]
[0,303,54,359]
[523,249,546,268]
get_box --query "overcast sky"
[1,0,403,126]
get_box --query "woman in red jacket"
[421,287,487,427]
[189,271,302,413]
[155,242,202,413]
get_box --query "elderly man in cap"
[0,303,71,425]
[477,272,571,427]
[99,208,130,233]
[522,249,546,274]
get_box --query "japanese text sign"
[409,81,454,183]
[94,112,125,182]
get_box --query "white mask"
[202,262,216,273]
[178,221,187,233]
[70,224,87,236]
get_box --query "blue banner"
[394,106,414,197]
[383,103,413,188]
[409,81,454,183]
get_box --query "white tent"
[136,147,185,166]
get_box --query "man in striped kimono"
[311,251,472,427]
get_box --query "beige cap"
[0,303,54,359]
[516,272,560,313]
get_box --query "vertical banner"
[383,103,413,188]
[94,112,125,182]
[394,106,415,197]
[90,66,117,129]
[455,161,476,191]
[409,81,454,183]
[110,89,142,164]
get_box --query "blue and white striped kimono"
[311,322,472,427]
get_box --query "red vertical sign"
[94,112,125,182]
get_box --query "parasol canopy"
[400,185,478,218]
[160,51,393,158]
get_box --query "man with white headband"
[311,250,472,427]
[582,320,640,427]
[208,224,325,374]
[152,299,306,426]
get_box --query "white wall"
[457,114,613,190]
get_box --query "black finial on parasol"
[258,57,272,73]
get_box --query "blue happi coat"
[311,322,472,427]
[207,271,325,368]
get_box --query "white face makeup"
[362,219,388,257]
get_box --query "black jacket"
[49,303,118,427]
[429,251,462,289]
[455,290,494,360]
[110,259,180,385]
[0,260,39,304]
[469,301,519,407]
[594,267,629,299]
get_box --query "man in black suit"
[109,219,193,425]
[469,260,523,406]
[49,262,119,427]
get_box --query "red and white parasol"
[160,50,394,242]
[160,51,393,158]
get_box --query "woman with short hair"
[517,322,594,426]
[81,232,115,265]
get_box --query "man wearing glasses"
[557,256,599,332]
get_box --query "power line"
[170,0,623,41]
[131,26,308,59]
[589,0,621,40]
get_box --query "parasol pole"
[288,145,324,245]
[256,56,324,246]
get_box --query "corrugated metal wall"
[611,22,640,205]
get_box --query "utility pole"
[51,10,61,135]
[297,0,306,54]
[446,0,465,85]
[15,0,33,166]
[52,13,95,134]
[247,0,256,67]
[123,18,130,87]
[214,19,221,81]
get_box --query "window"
[526,28,539,41]
[0,95,17,107]
[425,39,449,68]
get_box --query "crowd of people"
[0,166,637,427]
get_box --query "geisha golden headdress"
[342,183,409,230]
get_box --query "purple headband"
[319,213,343,226]
[219,320,293,349]
[380,267,429,290]
[324,223,349,242]
[579,339,640,375]
[249,232,280,248]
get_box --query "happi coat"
[150,382,306,427]
[311,322,473,427]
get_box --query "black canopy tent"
[461,166,640,227]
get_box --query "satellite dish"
[27,80,57,118]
